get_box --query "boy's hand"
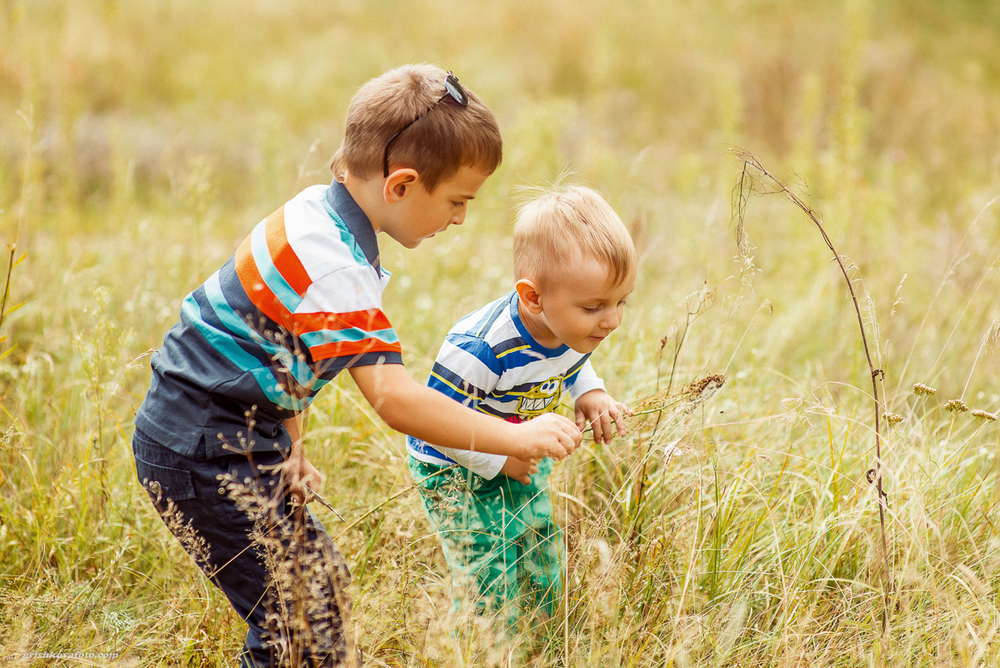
[575,389,632,444]
[273,446,323,507]
[500,457,539,486]
[273,413,322,507]
[516,413,581,462]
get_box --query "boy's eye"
[584,306,601,313]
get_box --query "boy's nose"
[450,210,467,226]
[599,309,621,330]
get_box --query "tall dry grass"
[1,0,999,665]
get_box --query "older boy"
[132,65,581,667]
[407,185,636,628]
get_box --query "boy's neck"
[342,173,387,233]
[516,297,562,350]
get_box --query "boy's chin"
[393,236,422,249]
[569,340,602,354]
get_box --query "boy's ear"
[515,278,543,314]
[383,168,420,203]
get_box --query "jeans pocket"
[135,455,197,504]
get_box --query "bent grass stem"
[731,148,892,634]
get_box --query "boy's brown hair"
[330,64,502,193]
[513,185,636,288]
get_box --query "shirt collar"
[326,179,382,275]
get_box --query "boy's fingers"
[275,457,322,507]
[559,418,580,453]
[534,414,581,460]
[303,461,323,489]
[587,416,600,443]
[600,411,614,443]
[568,422,582,450]
[583,411,607,444]
[554,439,572,460]
[287,478,307,506]
[543,444,564,461]
[611,404,628,435]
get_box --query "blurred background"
[1,1,999,665]
[2,0,998,391]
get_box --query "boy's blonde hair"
[330,64,502,193]
[513,185,636,288]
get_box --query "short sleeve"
[567,358,605,399]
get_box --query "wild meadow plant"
[732,148,893,631]
[2,0,1000,665]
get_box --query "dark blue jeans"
[132,428,353,667]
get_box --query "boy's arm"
[276,411,323,504]
[432,444,508,480]
[575,389,631,444]
[350,363,581,462]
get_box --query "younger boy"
[407,185,636,629]
[131,65,581,667]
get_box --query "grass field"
[2,0,1000,665]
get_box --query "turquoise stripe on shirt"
[249,222,304,313]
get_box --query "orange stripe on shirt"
[234,229,293,330]
[310,337,402,362]
[235,228,390,343]
[289,308,393,336]
[264,207,312,296]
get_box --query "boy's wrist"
[498,420,528,459]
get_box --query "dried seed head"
[912,383,937,397]
[682,373,727,400]
[218,472,353,663]
[971,409,998,422]
[630,373,728,428]
[679,373,726,414]
[944,399,969,413]
[884,412,904,426]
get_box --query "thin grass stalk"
[333,465,457,541]
[666,315,691,397]
[959,311,1000,403]
[2,107,35,347]
[731,148,891,633]
[629,335,675,550]
[0,245,15,338]
[654,335,668,395]
[563,490,569,665]
[710,464,722,602]
[626,419,666,554]
[627,326,713,549]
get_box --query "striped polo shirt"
[135,180,403,458]
[406,290,605,479]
